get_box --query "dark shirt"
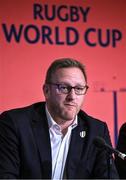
[115,122,126,179]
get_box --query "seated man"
[0,58,118,179]
[115,122,126,179]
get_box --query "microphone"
[93,136,126,160]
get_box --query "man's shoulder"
[0,102,45,120]
[120,122,126,133]
[78,110,109,139]
[78,110,107,130]
[0,102,47,135]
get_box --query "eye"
[75,87,84,91]
[60,85,68,90]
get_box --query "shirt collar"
[45,104,78,130]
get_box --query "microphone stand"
[94,136,126,178]
[106,149,113,179]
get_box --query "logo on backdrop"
[1,3,123,47]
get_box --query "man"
[115,123,126,179]
[0,58,118,179]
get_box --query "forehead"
[52,67,86,84]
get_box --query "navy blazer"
[0,102,118,179]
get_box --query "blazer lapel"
[66,116,88,179]
[31,103,52,179]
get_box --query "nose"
[66,88,76,101]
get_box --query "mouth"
[64,103,76,108]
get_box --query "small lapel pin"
[80,131,86,138]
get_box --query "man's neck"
[55,119,74,135]
[45,105,77,135]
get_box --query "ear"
[43,84,50,98]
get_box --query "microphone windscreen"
[93,136,106,148]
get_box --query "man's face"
[43,67,87,123]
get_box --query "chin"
[64,114,76,121]
[61,110,77,120]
